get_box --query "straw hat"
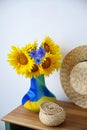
[60,45,87,108]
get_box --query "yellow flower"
[42,36,62,59]
[8,46,34,75]
[22,41,37,54]
[41,53,61,76]
[7,37,62,78]
[25,64,41,78]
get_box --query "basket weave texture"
[70,62,87,95]
[60,45,87,108]
[39,102,66,126]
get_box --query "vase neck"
[30,75,46,90]
[36,74,45,85]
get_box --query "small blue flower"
[34,56,42,64]
[30,50,37,58]
[37,47,46,58]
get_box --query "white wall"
[0,0,87,129]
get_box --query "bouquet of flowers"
[8,36,62,77]
[8,36,62,112]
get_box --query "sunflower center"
[17,53,28,65]
[31,64,38,72]
[42,58,51,69]
[44,43,50,52]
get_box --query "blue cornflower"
[37,47,46,58]
[34,56,42,64]
[30,50,37,58]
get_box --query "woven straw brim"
[70,61,87,95]
[60,45,87,108]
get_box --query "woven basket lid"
[40,102,62,115]
[60,45,87,108]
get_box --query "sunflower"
[41,53,61,76]
[42,36,62,59]
[7,37,62,78]
[25,64,41,78]
[22,41,37,55]
[8,46,34,75]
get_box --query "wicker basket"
[39,102,66,126]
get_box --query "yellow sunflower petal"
[7,46,34,76]
[42,36,62,56]
[25,64,40,78]
[22,41,37,54]
[41,53,61,76]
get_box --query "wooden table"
[1,100,87,130]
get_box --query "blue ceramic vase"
[22,74,56,112]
